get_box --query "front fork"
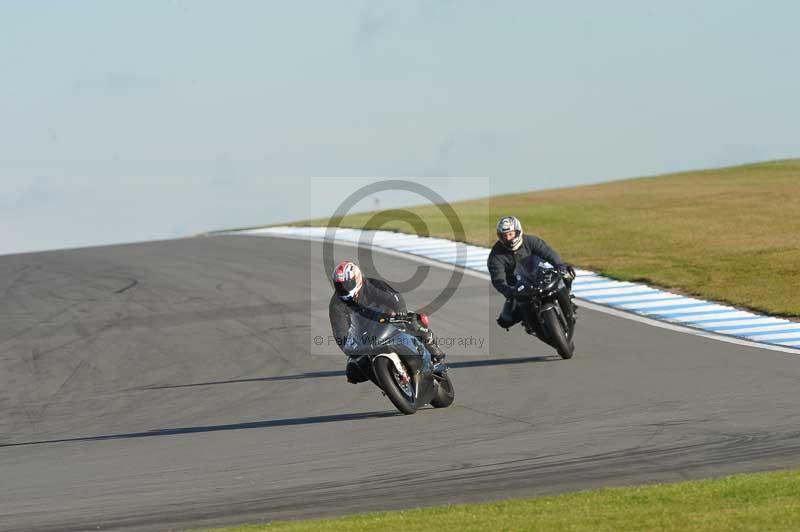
[525,286,575,341]
[556,287,576,334]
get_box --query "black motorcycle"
[512,255,577,359]
[349,311,454,415]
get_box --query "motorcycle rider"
[487,216,575,330]
[328,260,446,384]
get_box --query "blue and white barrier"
[231,226,800,353]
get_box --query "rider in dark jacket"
[329,260,445,383]
[487,216,574,329]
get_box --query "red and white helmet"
[332,260,364,301]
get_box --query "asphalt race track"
[2,235,800,532]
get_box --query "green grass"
[194,469,800,532]
[290,160,800,317]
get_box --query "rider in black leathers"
[487,216,574,330]
[328,260,445,383]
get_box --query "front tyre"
[374,357,417,415]
[543,307,574,359]
[430,371,454,408]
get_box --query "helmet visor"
[334,275,363,301]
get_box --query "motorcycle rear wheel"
[374,357,417,415]
[543,307,574,359]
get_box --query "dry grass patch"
[295,160,800,316]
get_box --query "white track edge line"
[222,230,800,356]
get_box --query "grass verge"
[290,160,800,317]
[195,469,800,531]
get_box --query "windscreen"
[515,254,546,284]
[348,311,401,351]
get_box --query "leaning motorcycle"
[512,255,577,359]
[349,311,454,415]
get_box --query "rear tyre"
[430,371,454,408]
[543,307,574,359]
[374,357,417,415]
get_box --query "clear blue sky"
[2,1,799,255]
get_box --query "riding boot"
[497,297,521,330]
[345,355,369,384]
[427,340,446,363]
[423,330,446,362]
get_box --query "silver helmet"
[496,216,523,251]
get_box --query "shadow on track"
[451,355,557,368]
[135,355,558,390]
[1,411,398,448]
[138,369,345,389]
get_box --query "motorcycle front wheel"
[374,357,417,415]
[542,307,574,359]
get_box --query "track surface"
[2,235,799,532]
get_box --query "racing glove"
[557,263,576,281]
